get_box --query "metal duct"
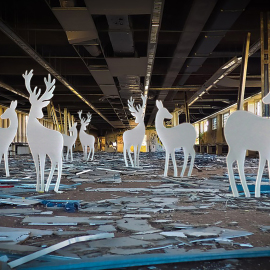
[106,15,139,101]
[0,19,114,127]
[106,15,134,57]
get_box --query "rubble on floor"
[0,151,270,269]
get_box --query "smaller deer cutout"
[23,70,63,192]
[0,101,18,177]
[78,110,95,161]
[123,94,147,167]
[62,122,78,162]
[225,91,270,198]
[155,100,196,177]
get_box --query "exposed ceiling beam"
[186,39,261,107]
[147,0,217,126]
[0,18,115,128]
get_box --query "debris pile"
[0,151,270,269]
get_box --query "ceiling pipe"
[0,19,115,128]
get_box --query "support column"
[64,108,68,135]
[261,12,270,117]
[68,112,71,130]
[237,32,251,110]
[172,111,179,127]
[22,114,26,143]
[0,107,2,128]
[216,114,223,155]
[18,113,22,142]
[184,91,190,123]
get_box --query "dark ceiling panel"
[85,0,153,15]
[106,57,147,76]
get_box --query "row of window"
[202,100,262,132]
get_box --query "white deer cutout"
[0,101,18,177]
[155,100,196,177]
[123,94,147,167]
[62,122,78,162]
[23,70,63,192]
[225,92,270,198]
[78,110,95,161]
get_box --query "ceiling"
[0,0,268,134]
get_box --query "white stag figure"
[123,94,147,167]
[0,101,18,177]
[62,122,78,162]
[155,100,196,177]
[225,92,270,198]
[23,70,63,192]
[78,110,95,161]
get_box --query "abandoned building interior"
[1,0,270,269]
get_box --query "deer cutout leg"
[164,152,170,176]
[134,145,137,167]
[45,161,56,192]
[70,147,73,162]
[123,146,129,167]
[39,154,46,192]
[91,146,94,161]
[4,152,10,177]
[66,147,69,161]
[188,147,195,176]
[137,144,142,167]
[171,151,178,177]
[237,151,250,197]
[266,159,270,181]
[180,148,188,177]
[83,145,85,160]
[32,153,40,192]
[128,147,134,167]
[227,150,239,197]
[255,155,266,198]
[54,159,62,192]
[87,146,91,161]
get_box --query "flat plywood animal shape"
[155,100,196,177]
[23,70,63,192]
[78,110,95,161]
[0,101,18,177]
[123,94,147,167]
[62,122,78,162]
[225,91,270,198]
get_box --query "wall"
[192,92,262,146]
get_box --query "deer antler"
[22,70,55,105]
[135,94,147,116]
[22,70,41,104]
[77,110,82,120]
[128,97,137,116]
[86,112,92,124]
[40,74,55,102]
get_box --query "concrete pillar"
[216,115,223,143]
[261,12,270,117]
[17,113,22,142]
[172,111,179,127]
[216,114,223,155]
[0,107,2,128]
[22,114,26,143]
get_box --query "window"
[194,124,199,145]
[212,117,217,130]
[256,100,261,116]
[222,112,230,127]
[203,120,208,132]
